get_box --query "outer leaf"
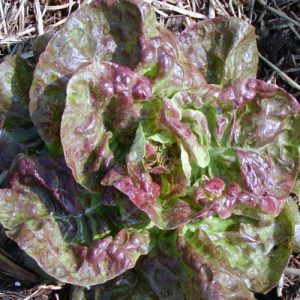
[61,62,152,192]
[135,20,206,98]
[177,227,255,299]
[0,189,149,286]
[0,155,150,286]
[9,154,83,215]
[0,55,34,131]
[179,204,294,293]
[178,17,258,85]
[29,0,155,153]
[0,55,43,175]
[78,232,204,300]
[287,197,300,252]
[172,79,300,218]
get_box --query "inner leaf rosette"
[101,79,299,229]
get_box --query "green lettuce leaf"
[135,19,206,98]
[0,155,150,286]
[29,0,154,153]
[69,231,204,300]
[0,55,34,133]
[0,55,44,177]
[172,79,300,218]
[178,17,258,85]
[102,79,299,229]
[179,204,294,294]
[61,61,152,192]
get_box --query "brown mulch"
[0,1,300,299]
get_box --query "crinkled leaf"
[0,155,150,286]
[0,55,44,175]
[6,154,150,235]
[177,228,255,299]
[135,21,206,98]
[61,62,152,192]
[179,204,294,294]
[29,0,154,153]
[9,154,83,215]
[0,55,34,131]
[103,79,299,229]
[0,190,149,286]
[171,79,300,219]
[78,232,205,300]
[178,17,258,85]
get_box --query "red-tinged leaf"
[0,154,150,286]
[29,0,155,153]
[177,227,255,299]
[179,205,294,294]
[61,62,152,192]
[178,17,258,85]
[170,79,300,218]
[9,154,83,215]
[136,26,206,97]
[0,187,149,286]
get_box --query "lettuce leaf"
[0,55,44,177]
[178,17,258,85]
[0,155,150,286]
[102,79,299,229]
[0,55,34,134]
[69,232,204,300]
[0,0,298,295]
[29,0,203,153]
[61,61,152,192]
[29,0,154,153]
[179,204,294,294]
